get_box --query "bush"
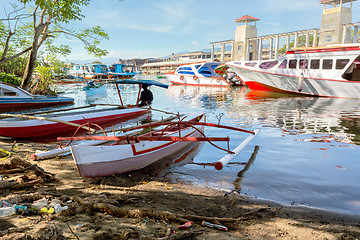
[0,72,21,86]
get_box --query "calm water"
[56,78,360,215]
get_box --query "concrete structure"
[319,0,354,46]
[210,0,358,62]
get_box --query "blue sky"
[3,0,360,63]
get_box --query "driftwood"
[0,157,54,190]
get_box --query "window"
[238,46,242,51]
[2,88,17,96]
[178,70,195,75]
[249,45,253,50]
[326,35,332,42]
[211,64,220,69]
[198,66,213,76]
[310,59,320,69]
[336,59,350,69]
[289,59,297,69]
[245,62,257,67]
[323,59,333,69]
[259,60,278,69]
[279,59,287,69]
[299,59,308,69]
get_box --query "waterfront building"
[211,0,358,62]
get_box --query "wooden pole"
[115,83,124,106]
[0,113,96,133]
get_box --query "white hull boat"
[226,44,360,98]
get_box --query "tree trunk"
[20,46,38,90]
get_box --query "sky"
[3,0,360,64]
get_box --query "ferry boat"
[84,64,109,80]
[108,63,136,79]
[226,44,360,98]
[165,62,231,87]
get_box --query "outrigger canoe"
[0,79,168,138]
[58,114,260,177]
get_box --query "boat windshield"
[177,67,195,75]
[198,66,214,77]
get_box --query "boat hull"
[228,64,360,98]
[70,126,203,177]
[0,97,74,109]
[0,107,149,138]
[166,74,230,87]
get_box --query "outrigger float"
[57,113,260,177]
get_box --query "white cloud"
[192,41,200,47]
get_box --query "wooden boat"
[0,81,74,109]
[165,62,231,87]
[58,114,259,177]
[0,79,169,138]
[0,105,149,138]
[226,44,360,98]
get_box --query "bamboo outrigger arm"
[0,113,96,133]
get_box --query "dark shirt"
[139,89,153,106]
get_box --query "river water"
[56,79,360,215]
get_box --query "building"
[211,0,358,62]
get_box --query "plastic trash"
[0,201,12,208]
[202,221,228,231]
[54,204,68,213]
[48,199,61,208]
[0,206,16,217]
[0,175,2,181]
[31,197,48,210]
[178,221,193,229]
[14,205,28,214]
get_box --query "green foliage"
[0,72,22,86]
[279,35,315,54]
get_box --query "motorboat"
[226,44,360,98]
[108,63,136,79]
[0,81,74,109]
[165,62,231,87]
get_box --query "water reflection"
[53,82,360,214]
[233,145,260,193]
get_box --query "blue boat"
[0,81,74,110]
[108,63,136,79]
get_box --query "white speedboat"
[165,62,230,87]
[226,44,360,98]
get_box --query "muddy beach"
[1,139,360,240]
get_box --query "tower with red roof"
[233,15,259,61]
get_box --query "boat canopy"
[110,79,169,89]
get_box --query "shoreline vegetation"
[1,139,360,239]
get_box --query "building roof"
[320,0,356,4]
[234,15,260,23]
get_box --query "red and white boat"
[58,115,260,177]
[165,62,231,87]
[0,79,168,138]
[226,44,360,98]
[0,106,149,138]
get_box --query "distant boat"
[165,62,231,87]
[0,81,74,110]
[84,64,109,80]
[108,63,136,79]
[226,43,360,98]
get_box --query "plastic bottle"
[54,204,68,213]
[14,205,28,214]
[0,206,16,217]
[48,199,61,208]
[31,197,48,210]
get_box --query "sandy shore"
[1,138,360,239]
